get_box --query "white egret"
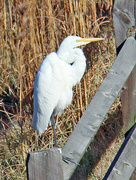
[32,36,103,147]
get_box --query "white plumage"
[32,36,103,139]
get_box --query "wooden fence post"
[26,148,64,180]
[103,124,136,180]
[102,1,136,179]
[113,0,136,133]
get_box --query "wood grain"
[113,0,135,47]
[113,0,136,133]
[26,148,64,180]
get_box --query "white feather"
[32,36,88,135]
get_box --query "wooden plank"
[113,0,136,133]
[103,124,136,180]
[121,67,136,133]
[62,37,136,180]
[26,148,64,180]
[113,0,135,47]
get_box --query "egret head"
[60,36,104,48]
[57,36,104,62]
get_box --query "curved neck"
[57,47,86,86]
[57,47,72,63]
[71,49,86,86]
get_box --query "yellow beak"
[76,37,104,43]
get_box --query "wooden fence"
[26,0,136,179]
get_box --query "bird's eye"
[70,62,74,66]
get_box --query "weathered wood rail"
[26,0,136,179]
[113,0,135,133]
[102,0,136,179]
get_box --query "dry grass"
[0,0,124,179]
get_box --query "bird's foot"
[62,155,80,165]
[55,147,79,165]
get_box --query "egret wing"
[32,53,58,135]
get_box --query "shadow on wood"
[70,107,123,180]
[103,124,136,180]
[113,0,136,133]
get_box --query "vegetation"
[0,0,123,179]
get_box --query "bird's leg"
[51,116,79,165]
[35,131,39,150]
[51,115,58,148]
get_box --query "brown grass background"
[0,0,124,179]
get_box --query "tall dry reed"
[0,0,115,179]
